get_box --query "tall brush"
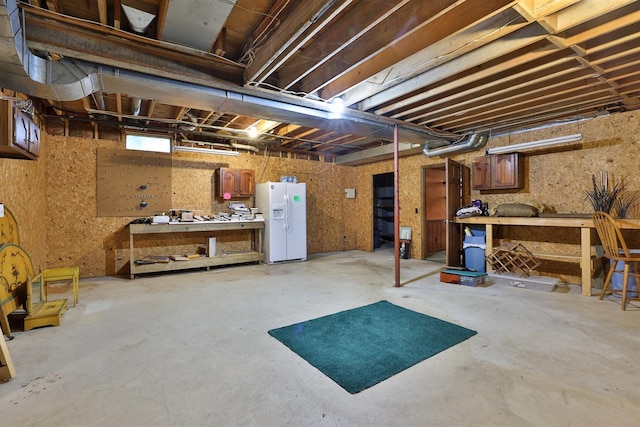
[585,174,635,217]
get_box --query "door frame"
[420,159,470,265]
[420,163,446,259]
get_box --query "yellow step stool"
[24,273,68,332]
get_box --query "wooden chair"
[592,211,640,310]
[42,267,79,307]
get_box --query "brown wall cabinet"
[472,153,523,190]
[0,100,40,160]
[218,167,255,197]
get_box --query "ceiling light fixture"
[173,145,239,156]
[329,97,344,113]
[246,126,259,138]
[486,133,582,155]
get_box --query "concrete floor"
[1,249,639,426]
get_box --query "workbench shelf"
[129,221,264,279]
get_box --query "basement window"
[125,133,172,153]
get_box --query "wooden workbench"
[129,220,264,279]
[454,216,640,296]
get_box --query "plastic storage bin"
[611,250,639,297]
[463,230,486,273]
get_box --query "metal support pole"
[394,125,400,287]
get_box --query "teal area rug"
[268,300,477,394]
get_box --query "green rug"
[268,300,477,394]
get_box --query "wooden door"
[445,158,469,267]
[423,166,447,254]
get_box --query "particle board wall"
[360,110,640,283]
[96,148,172,216]
[43,134,358,277]
[0,154,47,272]
[36,109,640,280]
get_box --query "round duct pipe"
[423,132,488,157]
[231,140,259,152]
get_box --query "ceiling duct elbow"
[230,140,259,152]
[423,132,488,157]
[179,112,198,131]
[131,97,142,116]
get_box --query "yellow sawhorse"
[1,335,16,380]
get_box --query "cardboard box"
[440,271,460,284]
[440,269,488,285]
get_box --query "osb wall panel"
[45,135,131,277]
[96,148,172,216]
[247,155,355,253]
[352,111,639,283]
[40,109,640,281]
[43,136,357,277]
[0,154,47,271]
[464,112,640,282]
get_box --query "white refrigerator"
[255,182,307,264]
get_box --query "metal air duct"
[0,1,462,156]
[423,133,489,157]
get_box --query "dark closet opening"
[373,172,394,249]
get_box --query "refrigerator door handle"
[284,194,290,229]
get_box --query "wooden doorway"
[422,164,447,261]
[421,159,469,266]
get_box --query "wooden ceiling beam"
[341,7,527,108]
[433,80,612,129]
[155,0,170,41]
[46,1,60,13]
[116,93,122,122]
[275,0,412,91]
[364,25,552,115]
[114,0,121,29]
[345,1,635,116]
[409,66,596,124]
[435,90,617,132]
[146,100,156,117]
[394,51,583,120]
[307,0,515,100]
[22,10,245,84]
[244,0,356,85]
[553,0,638,34]
[97,0,107,25]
